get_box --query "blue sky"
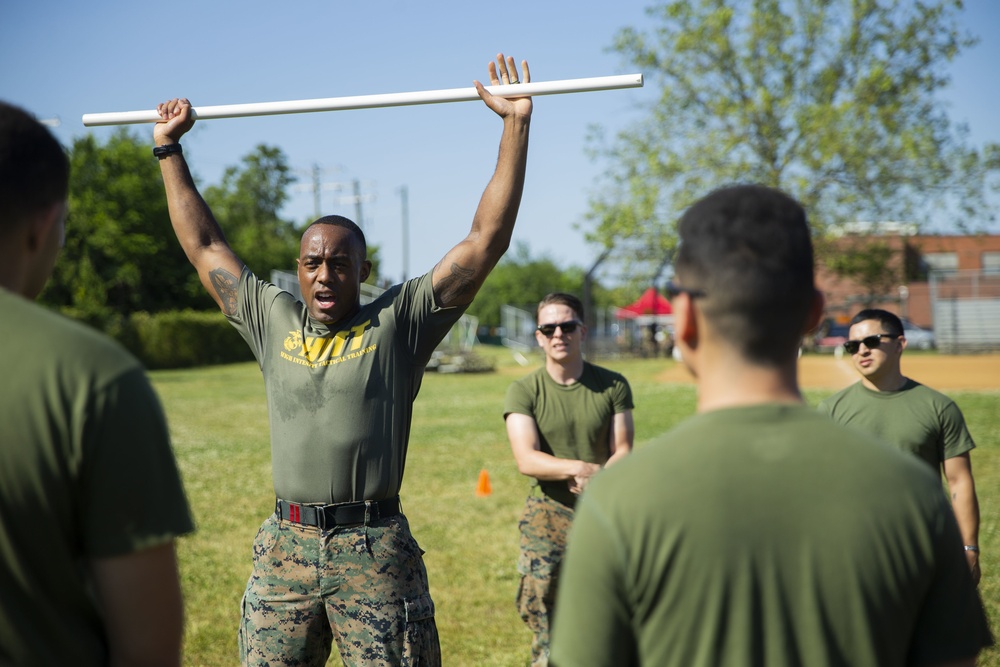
[2,0,998,285]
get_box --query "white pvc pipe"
[81,74,643,127]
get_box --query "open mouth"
[315,292,336,309]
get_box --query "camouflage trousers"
[239,512,441,667]
[516,494,575,667]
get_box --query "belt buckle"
[364,500,375,524]
[315,505,328,531]
[284,501,305,524]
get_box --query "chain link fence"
[501,304,675,360]
[930,270,1000,353]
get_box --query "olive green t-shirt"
[550,404,991,667]
[504,362,634,507]
[227,269,466,503]
[0,288,195,667]
[818,379,975,471]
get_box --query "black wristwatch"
[153,143,183,159]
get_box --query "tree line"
[40,128,612,333]
[43,0,999,335]
[583,0,998,287]
[42,129,301,327]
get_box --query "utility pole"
[292,163,344,223]
[353,179,364,230]
[398,186,410,281]
[311,164,321,220]
[335,180,376,231]
[292,165,375,229]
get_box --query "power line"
[290,165,376,229]
[397,185,410,281]
[291,163,345,220]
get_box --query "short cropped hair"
[537,292,584,322]
[0,101,69,234]
[304,215,367,258]
[850,309,903,337]
[674,184,815,365]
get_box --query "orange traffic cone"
[475,469,492,497]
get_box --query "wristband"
[153,143,183,159]
[964,545,980,553]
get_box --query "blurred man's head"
[672,184,818,367]
[0,101,70,298]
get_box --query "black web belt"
[275,496,401,530]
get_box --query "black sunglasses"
[843,333,900,354]
[537,320,581,337]
[665,280,707,300]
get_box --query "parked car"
[812,323,851,353]
[901,318,936,350]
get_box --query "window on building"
[922,252,958,272]
[983,251,1000,272]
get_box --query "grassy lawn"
[153,347,999,666]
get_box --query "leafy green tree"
[204,145,386,286]
[817,237,900,307]
[203,144,300,277]
[588,0,999,276]
[41,129,209,321]
[365,244,383,286]
[465,242,591,328]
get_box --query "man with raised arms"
[154,54,531,666]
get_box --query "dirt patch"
[655,353,1000,392]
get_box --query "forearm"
[604,446,631,468]
[604,412,634,468]
[431,111,530,307]
[92,542,184,667]
[469,114,530,258]
[949,477,980,547]
[514,448,588,482]
[157,151,230,263]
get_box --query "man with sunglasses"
[504,292,634,667]
[550,185,990,667]
[819,308,982,584]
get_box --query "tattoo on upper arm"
[434,263,476,305]
[209,268,240,315]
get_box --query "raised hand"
[473,53,532,119]
[154,98,195,145]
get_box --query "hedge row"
[130,310,257,369]
[78,309,256,370]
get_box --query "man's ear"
[803,289,825,335]
[359,259,373,283]
[673,292,699,348]
[26,202,63,253]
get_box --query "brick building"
[816,230,1000,330]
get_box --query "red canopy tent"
[616,287,672,319]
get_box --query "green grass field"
[152,348,998,666]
